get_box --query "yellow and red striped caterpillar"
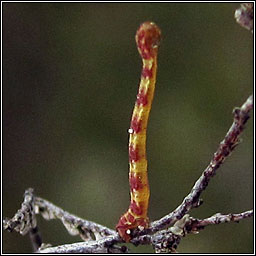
[116,21,161,242]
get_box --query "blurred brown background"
[3,2,253,253]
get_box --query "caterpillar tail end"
[116,213,149,242]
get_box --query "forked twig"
[3,188,124,252]
[133,94,253,237]
[151,210,253,253]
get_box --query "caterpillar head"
[135,21,161,60]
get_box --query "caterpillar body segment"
[116,22,161,242]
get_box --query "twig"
[4,188,127,252]
[3,188,41,251]
[35,196,116,240]
[150,210,253,253]
[3,188,36,235]
[235,3,254,33]
[37,235,127,253]
[189,210,253,231]
[3,188,116,241]
[3,188,123,250]
[38,210,253,253]
[29,226,42,252]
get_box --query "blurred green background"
[3,2,253,253]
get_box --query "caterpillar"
[116,21,161,242]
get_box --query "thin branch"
[3,188,37,235]
[3,188,121,247]
[134,210,253,253]
[3,188,116,241]
[29,226,42,252]
[3,188,41,251]
[131,95,253,238]
[38,210,253,253]
[189,210,254,231]
[37,235,127,253]
[34,196,116,240]
[3,188,126,252]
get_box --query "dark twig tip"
[235,3,254,33]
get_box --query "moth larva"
[116,21,161,242]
